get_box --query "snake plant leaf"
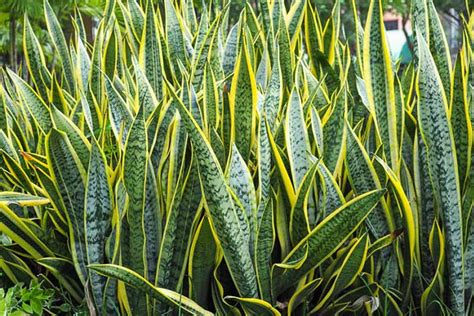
[167,82,258,298]
[157,157,202,292]
[345,124,392,238]
[417,31,464,314]
[277,14,293,90]
[89,264,213,315]
[451,53,472,189]
[0,131,18,161]
[36,257,84,302]
[140,0,164,99]
[263,46,282,130]
[289,162,318,246]
[164,0,188,80]
[194,19,222,88]
[223,22,240,77]
[225,296,281,315]
[51,106,91,169]
[87,32,104,125]
[143,163,161,286]
[258,0,272,38]
[363,0,399,171]
[427,0,452,98]
[126,0,144,40]
[273,189,386,295]
[84,140,113,312]
[123,106,148,313]
[266,120,296,205]
[44,0,75,93]
[105,76,133,145]
[189,216,217,309]
[317,162,345,217]
[257,115,272,217]
[421,220,445,315]
[76,37,91,91]
[412,0,429,43]
[210,128,226,168]
[323,89,346,174]
[23,16,51,96]
[133,59,159,119]
[414,132,437,280]
[227,144,256,244]
[203,65,219,132]
[255,199,275,303]
[286,0,306,44]
[0,88,6,131]
[304,4,321,72]
[7,70,52,134]
[0,204,54,258]
[286,88,311,188]
[315,235,369,311]
[311,106,324,156]
[230,39,257,161]
[46,129,88,285]
[1,1,471,313]
[0,192,49,207]
[375,157,416,301]
[287,278,323,315]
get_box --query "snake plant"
[0,0,472,315]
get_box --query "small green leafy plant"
[0,281,71,315]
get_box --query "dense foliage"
[0,0,472,315]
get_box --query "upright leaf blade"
[417,32,464,314]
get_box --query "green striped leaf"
[255,199,274,303]
[23,16,51,97]
[157,157,201,291]
[164,0,188,79]
[363,0,399,171]
[289,162,318,246]
[230,40,257,161]
[0,192,49,207]
[189,217,217,309]
[277,14,293,89]
[203,65,219,132]
[0,204,54,259]
[85,140,113,312]
[168,82,258,298]
[123,106,148,313]
[44,0,75,93]
[105,76,133,145]
[225,296,280,315]
[450,53,472,189]
[416,32,464,314]
[46,129,87,284]
[273,189,385,295]
[227,145,256,245]
[263,46,282,130]
[322,89,346,173]
[51,106,90,168]
[7,70,52,134]
[286,88,311,188]
[139,0,164,99]
[345,124,392,238]
[427,0,452,98]
[314,235,369,311]
[89,264,213,315]
[317,161,345,219]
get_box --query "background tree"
[0,0,103,69]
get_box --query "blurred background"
[0,0,469,69]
